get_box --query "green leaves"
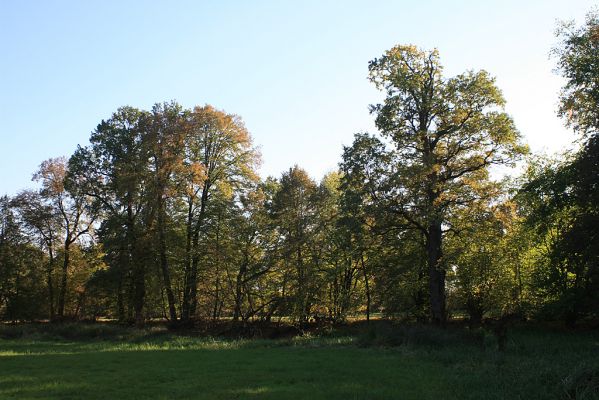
[554,11,599,137]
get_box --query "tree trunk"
[427,221,446,325]
[116,269,125,323]
[157,197,177,324]
[181,197,194,322]
[47,246,55,321]
[188,236,200,320]
[296,244,307,323]
[466,294,483,325]
[57,240,70,319]
[126,203,145,327]
[182,184,209,323]
[212,212,221,321]
[212,275,220,321]
[133,261,145,327]
[233,261,247,322]
[361,254,371,323]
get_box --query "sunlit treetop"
[554,10,599,138]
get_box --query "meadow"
[0,322,597,399]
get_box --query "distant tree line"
[0,13,597,327]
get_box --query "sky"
[0,0,595,195]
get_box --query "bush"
[0,322,139,341]
[356,323,485,348]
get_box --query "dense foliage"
[0,13,597,328]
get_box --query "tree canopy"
[0,12,597,329]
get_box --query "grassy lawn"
[0,324,598,399]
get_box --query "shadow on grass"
[1,325,598,399]
[0,343,447,400]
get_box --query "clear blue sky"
[0,0,594,195]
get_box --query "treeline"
[0,14,597,327]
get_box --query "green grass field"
[0,323,598,399]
